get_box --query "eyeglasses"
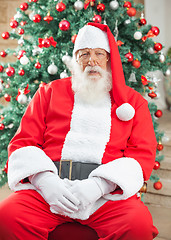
[77,49,109,64]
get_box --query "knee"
[126,204,154,240]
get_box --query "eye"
[80,52,89,58]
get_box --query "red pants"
[0,190,158,240]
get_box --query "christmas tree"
[0,0,170,191]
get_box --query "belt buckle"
[59,160,72,180]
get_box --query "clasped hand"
[30,171,115,215]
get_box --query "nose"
[88,53,97,66]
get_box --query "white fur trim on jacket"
[8,146,58,191]
[61,93,111,164]
[89,157,144,201]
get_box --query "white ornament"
[124,19,131,25]
[74,0,84,10]
[0,83,3,93]
[14,12,22,20]
[60,70,68,79]
[62,54,72,64]
[109,0,119,10]
[32,46,43,56]
[159,53,165,63]
[18,36,24,45]
[134,31,142,40]
[29,12,35,20]
[128,73,137,82]
[18,93,27,104]
[20,55,29,65]
[47,63,58,75]
[165,68,171,76]
[148,47,155,54]
[116,103,135,121]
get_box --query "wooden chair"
[48,183,147,240]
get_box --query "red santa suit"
[0,23,158,239]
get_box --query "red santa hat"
[73,22,135,121]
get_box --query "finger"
[64,189,80,206]
[62,197,79,211]
[50,202,75,214]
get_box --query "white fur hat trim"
[73,25,110,55]
[116,103,135,121]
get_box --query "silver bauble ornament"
[165,68,171,76]
[62,54,72,64]
[60,70,68,79]
[148,47,155,54]
[18,93,27,104]
[109,0,119,10]
[159,53,165,63]
[134,31,142,40]
[20,55,29,65]
[124,19,131,25]
[74,0,84,10]
[47,63,58,75]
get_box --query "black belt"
[53,160,100,180]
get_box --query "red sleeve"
[8,85,50,158]
[124,100,157,180]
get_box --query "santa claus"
[0,23,158,239]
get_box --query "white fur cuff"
[89,157,144,201]
[8,146,58,191]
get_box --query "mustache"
[84,66,104,75]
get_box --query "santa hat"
[73,23,135,121]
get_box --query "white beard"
[71,60,112,104]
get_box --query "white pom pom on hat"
[73,23,135,121]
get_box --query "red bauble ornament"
[148,92,157,98]
[32,14,42,23]
[71,34,77,44]
[0,65,4,72]
[153,161,160,170]
[139,18,147,26]
[6,66,15,77]
[18,28,25,35]
[154,42,162,52]
[17,50,26,59]
[127,7,136,17]
[43,15,53,24]
[97,3,105,12]
[59,20,70,31]
[157,143,164,151]
[132,59,141,68]
[18,69,25,76]
[125,52,134,62]
[20,3,28,11]
[10,20,19,28]
[35,62,41,69]
[0,51,7,58]
[123,1,132,8]
[42,38,51,48]
[20,21,27,26]
[1,32,10,40]
[153,181,162,190]
[4,93,11,102]
[92,15,102,23]
[151,26,160,36]
[56,2,66,12]
[155,110,163,118]
[0,123,5,130]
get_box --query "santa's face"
[76,48,109,79]
[71,49,112,103]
